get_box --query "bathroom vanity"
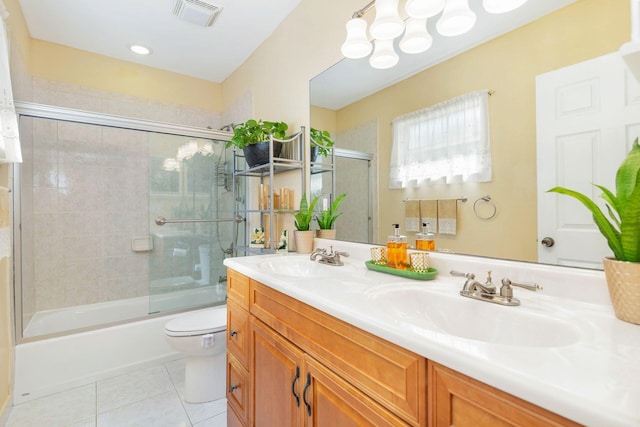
[224,241,640,426]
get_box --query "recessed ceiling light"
[129,45,152,55]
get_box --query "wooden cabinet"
[227,268,580,427]
[226,270,252,425]
[251,317,408,426]
[428,361,581,427]
[250,280,426,426]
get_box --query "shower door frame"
[13,101,232,343]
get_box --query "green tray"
[365,261,438,280]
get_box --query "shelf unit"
[232,128,306,255]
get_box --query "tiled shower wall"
[20,79,226,319]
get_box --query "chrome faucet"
[309,246,349,266]
[451,270,541,306]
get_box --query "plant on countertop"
[310,127,335,158]
[316,193,347,230]
[548,138,640,262]
[225,119,289,150]
[294,193,319,231]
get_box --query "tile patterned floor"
[6,358,226,427]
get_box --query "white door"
[537,52,640,268]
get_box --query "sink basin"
[366,284,585,347]
[258,257,342,278]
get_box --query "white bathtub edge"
[13,308,219,404]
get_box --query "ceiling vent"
[173,0,223,27]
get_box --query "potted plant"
[548,137,640,324]
[315,193,346,239]
[293,193,319,254]
[310,127,335,162]
[225,119,288,167]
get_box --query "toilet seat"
[165,306,226,337]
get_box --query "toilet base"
[184,352,226,403]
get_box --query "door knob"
[541,237,555,247]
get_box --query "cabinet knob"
[229,384,240,393]
[229,330,238,337]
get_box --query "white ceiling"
[18,0,303,83]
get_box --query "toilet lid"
[165,306,226,337]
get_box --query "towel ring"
[473,195,497,220]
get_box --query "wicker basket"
[603,257,640,325]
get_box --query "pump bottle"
[386,224,407,270]
[415,222,436,251]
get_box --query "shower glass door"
[16,107,234,340]
[148,134,234,314]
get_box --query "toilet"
[164,306,227,403]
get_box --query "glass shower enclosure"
[14,103,237,341]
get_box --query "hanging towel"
[419,200,438,233]
[404,200,420,232]
[438,199,457,235]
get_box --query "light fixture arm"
[352,0,376,19]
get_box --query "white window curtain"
[0,6,23,164]
[389,90,490,188]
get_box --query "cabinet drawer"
[250,280,426,427]
[227,269,250,309]
[227,299,250,368]
[227,402,244,427]
[227,352,251,427]
[428,361,582,427]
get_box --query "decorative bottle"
[386,224,407,270]
[415,222,435,251]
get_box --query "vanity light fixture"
[436,0,476,37]
[341,0,529,69]
[370,38,400,69]
[483,0,529,14]
[129,44,152,55]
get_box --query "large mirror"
[310,0,635,268]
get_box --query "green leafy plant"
[316,193,347,230]
[310,127,335,158]
[548,138,640,262]
[294,193,319,231]
[225,119,288,149]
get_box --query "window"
[389,90,491,188]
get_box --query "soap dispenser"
[387,224,407,270]
[415,222,435,251]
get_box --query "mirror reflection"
[310,0,635,269]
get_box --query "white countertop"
[224,240,640,427]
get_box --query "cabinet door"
[227,269,250,309]
[252,318,305,427]
[228,352,251,426]
[428,361,581,427]
[303,355,409,427]
[227,299,250,368]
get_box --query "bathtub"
[23,282,226,337]
[14,285,227,404]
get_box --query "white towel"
[405,200,420,232]
[438,199,457,235]
[419,200,438,233]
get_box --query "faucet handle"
[500,278,542,297]
[334,250,349,257]
[450,270,475,279]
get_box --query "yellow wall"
[330,0,630,260]
[1,0,31,415]
[30,40,222,112]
